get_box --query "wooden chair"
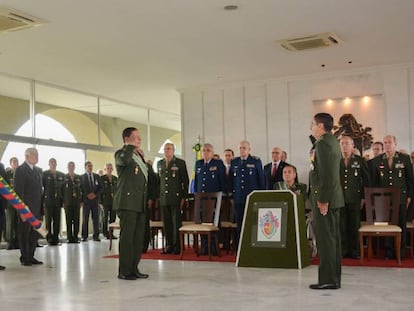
[406,203,414,258]
[180,194,195,249]
[179,192,222,260]
[149,199,165,251]
[219,196,237,254]
[359,187,401,265]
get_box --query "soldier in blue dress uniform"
[230,140,265,245]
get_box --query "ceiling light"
[224,5,238,10]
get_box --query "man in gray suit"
[14,148,44,266]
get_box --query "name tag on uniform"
[209,166,217,171]
[395,163,405,169]
[171,167,179,171]
[246,164,255,168]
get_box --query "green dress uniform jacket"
[309,132,344,287]
[63,173,82,242]
[339,154,370,257]
[369,151,414,256]
[113,144,148,276]
[274,181,307,210]
[42,170,65,244]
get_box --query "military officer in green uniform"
[101,163,118,239]
[113,127,149,280]
[43,158,65,245]
[63,161,82,243]
[274,164,307,210]
[309,113,344,290]
[370,135,414,258]
[5,157,19,249]
[339,136,370,259]
[157,143,189,255]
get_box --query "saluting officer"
[339,136,370,259]
[230,140,265,245]
[194,143,226,193]
[157,143,189,255]
[63,161,82,243]
[101,163,118,239]
[370,135,414,258]
[43,158,65,245]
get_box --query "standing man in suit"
[63,161,82,243]
[42,158,65,245]
[339,136,370,259]
[264,147,287,190]
[14,148,44,266]
[113,127,149,280]
[370,135,414,258]
[230,140,265,245]
[157,143,189,255]
[309,113,344,290]
[101,163,118,240]
[81,161,103,242]
[0,162,6,270]
[5,157,19,250]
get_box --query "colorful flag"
[189,140,202,193]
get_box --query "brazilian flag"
[189,141,202,193]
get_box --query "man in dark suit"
[157,143,189,255]
[113,127,149,280]
[14,148,44,266]
[81,161,103,242]
[42,158,65,245]
[230,140,265,245]
[309,113,344,290]
[0,162,6,270]
[264,147,287,190]
[370,135,414,258]
[339,136,370,259]
[5,157,19,250]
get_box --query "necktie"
[387,156,393,169]
[89,173,94,189]
[271,163,277,178]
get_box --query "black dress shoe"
[21,261,33,266]
[32,258,43,265]
[93,238,101,242]
[36,243,43,248]
[309,283,339,290]
[118,274,136,280]
[135,271,149,279]
[0,265,6,270]
[82,238,88,242]
[161,247,173,254]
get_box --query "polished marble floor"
[1,238,413,311]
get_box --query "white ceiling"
[0,0,414,117]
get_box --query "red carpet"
[104,248,237,263]
[312,256,414,268]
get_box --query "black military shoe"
[135,271,149,279]
[309,283,339,290]
[118,274,136,280]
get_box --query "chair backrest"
[364,187,400,225]
[181,193,195,221]
[220,196,235,223]
[150,199,162,221]
[194,192,222,226]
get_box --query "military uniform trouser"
[117,210,145,276]
[102,204,116,237]
[65,202,80,241]
[340,202,361,257]
[45,203,61,243]
[161,204,181,251]
[142,207,151,252]
[384,203,407,257]
[312,205,342,286]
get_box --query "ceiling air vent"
[0,6,46,33]
[278,32,343,51]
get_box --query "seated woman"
[273,164,307,208]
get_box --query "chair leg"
[396,234,401,265]
[359,233,364,264]
[109,227,113,251]
[179,232,184,259]
[215,233,221,257]
[208,233,211,261]
[367,237,373,260]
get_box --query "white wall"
[181,64,414,183]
